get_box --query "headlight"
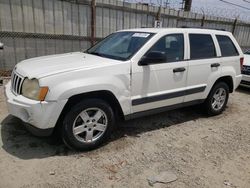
[21,78,48,101]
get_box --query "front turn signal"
[39,87,49,101]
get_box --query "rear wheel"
[62,99,115,151]
[204,82,229,116]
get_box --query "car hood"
[15,52,121,79]
[244,54,250,66]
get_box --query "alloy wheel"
[72,108,108,143]
[211,88,227,111]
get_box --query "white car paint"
[5,28,243,133]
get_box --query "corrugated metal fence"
[0,0,250,71]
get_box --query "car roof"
[119,27,232,35]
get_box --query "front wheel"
[204,82,229,116]
[62,99,115,151]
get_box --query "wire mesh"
[123,0,250,23]
[0,0,250,74]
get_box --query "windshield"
[85,31,154,61]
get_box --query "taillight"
[240,57,244,70]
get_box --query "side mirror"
[0,42,4,50]
[139,51,166,66]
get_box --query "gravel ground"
[0,80,250,188]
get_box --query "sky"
[192,0,250,21]
[124,0,250,21]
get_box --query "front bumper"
[240,74,250,88]
[4,81,67,136]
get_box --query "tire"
[204,82,229,116]
[62,98,115,151]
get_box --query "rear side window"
[216,35,239,57]
[189,34,216,59]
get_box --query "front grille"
[11,71,24,95]
[242,65,250,75]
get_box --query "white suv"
[5,28,243,150]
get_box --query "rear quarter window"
[189,34,216,59]
[216,35,239,57]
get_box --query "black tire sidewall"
[62,99,115,151]
[205,82,229,116]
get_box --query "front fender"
[42,74,131,115]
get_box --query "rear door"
[184,33,221,102]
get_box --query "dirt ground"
[0,80,250,188]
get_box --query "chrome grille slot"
[11,71,24,95]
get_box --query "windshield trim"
[84,31,155,61]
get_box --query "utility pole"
[184,0,192,11]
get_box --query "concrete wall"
[0,0,250,70]
[0,0,92,70]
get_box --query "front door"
[131,33,188,113]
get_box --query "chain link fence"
[0,0,250,78]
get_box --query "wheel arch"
[213,76,234,93]
[53,90,125,134]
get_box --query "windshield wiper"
[87,51,104,57]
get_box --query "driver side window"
[148,34,184,63]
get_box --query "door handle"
[211,63,220,68]
[173,67,186,73]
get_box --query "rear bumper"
[240,74,250,88]
[4,81,67,134]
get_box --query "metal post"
[91,0,96,46]
[232,18,237,35]
[156,6,161,21]
[184,0,192,11]
[201,15,205,27]
[176,10,180,27]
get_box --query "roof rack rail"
[181,26,226,31]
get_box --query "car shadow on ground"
[1,105,205,160]
[236,86,250,94]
